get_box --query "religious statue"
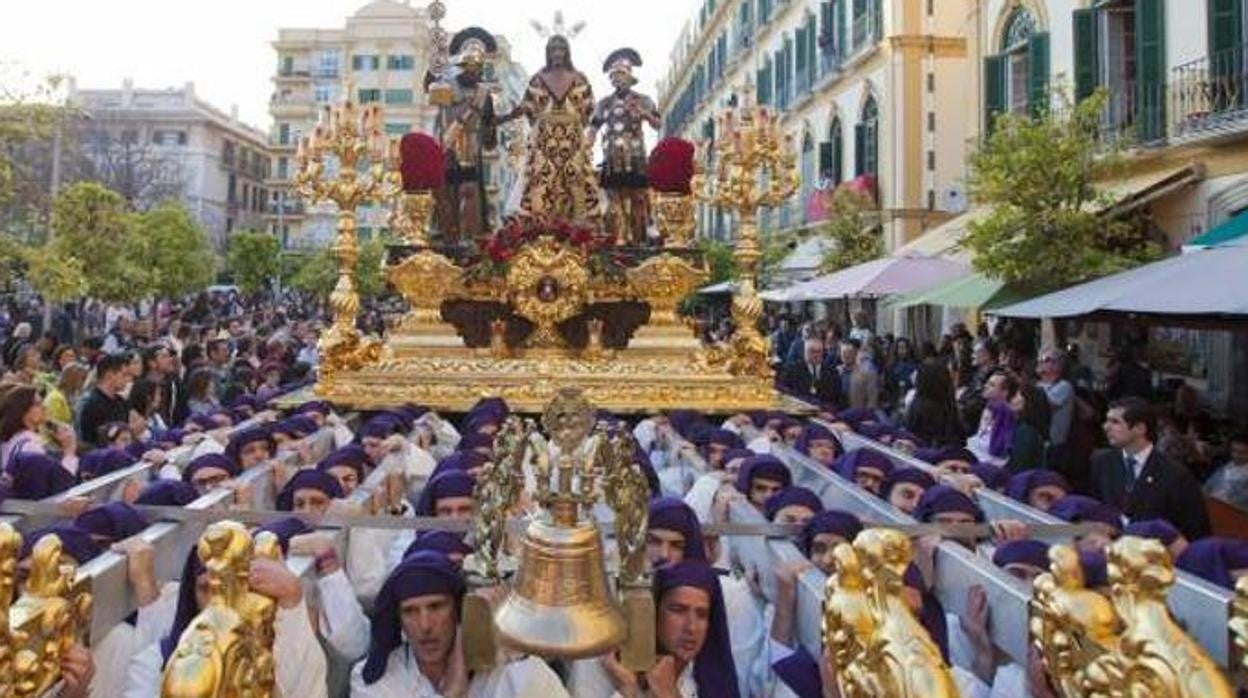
[499,35,601,223]
[427,27,499,241]
[590,48,661,245]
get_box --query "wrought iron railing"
[1172,44,1248,137]
[1098,80,1167,145]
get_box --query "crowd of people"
[1,290,1246,698]
[770,310,1248,517]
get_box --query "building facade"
[267,0,528,249]
[657,0,976,253]
[69,79,272,252]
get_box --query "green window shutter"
[1135,0,1166,141]
[1208,0,1243,111]
[984,54,1005,133]
[808,21,818,71]
[836,0,847,55]
[872,0,883,40]
[796,27,808,72]
[854,122,865,176]
[818,141,834,177]
[1028,32,1050,116]
[1073,9,1099,102]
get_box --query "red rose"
[648,138,696,194]
[399,132,445,191]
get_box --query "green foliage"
[760,228,801,285]
[286,237,389,301]
[0,73,70,207]
[818,188,882,273]
[226,230,281,296]
[128,202,214,298]
[696,238,738,284]
[22,245,87,302]
[965,87,1160,289]
[49,181,141,302]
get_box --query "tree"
[818,188,882,272]
[128,201,214,298]
[22,245,87,303]
[697,238,738,285]
[286,248,335,298]
[226,230,281,296]
[49,181,146,302]
[76,115,185,210]
[287,237,389,300]
[965,87,1160,289]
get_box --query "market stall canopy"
[1185,209,1248,248]
[770,255,968,302]
[885,271,1037,311]
[991,237,1248,320]
[696,280,738,295]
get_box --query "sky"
[0,0,692,130]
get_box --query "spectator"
[1037,348,1075,454]
[76,352,133,449]
[43,362,90,425]
[904,359,962,447]
[780,337,842,406]
[1,384,79,474]
[1206,433,1248,510]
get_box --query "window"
[277,157,289,179]
[855,96,878,177]
[151,130,186,146]
[314,83,337,104]
[351,54,380,71]
[927,72,935,92]
[927,111,935,132]
[278,123,291,145]
[120,129,139,145]
[318,49,340,77]
[927,149,935,171]
[1073,0,1164,142]
[280,55,294,76]
[385,122,411,136]
[358,89,382,103]
[387,54,415,71]
[222,141,235,165]
[1001,8,1036,115]
[984,7,1049,129]
[384,89,414,105]
[820,117,843,185]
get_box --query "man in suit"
[1091,396,1211,540]
[781,337,842,408]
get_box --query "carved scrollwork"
[625,254,707,326]
[388,250,465,325]
[506,237,591,348]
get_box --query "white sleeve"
[273,597,329,698]
[91,623,138,698]
[134,581,180,650]
[349,524,410,606]
[469,656,570,698]
[317,568,371,661]
[122,642,164,698]
[988,661,1028,698]
[952,665,992,698]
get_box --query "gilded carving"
[821,529,959,698]
[652,191,696,248]
[506,237,591,348]
[390,190,436,247]
[7,532,90,698]
[0,523,20,697]
[387,250,465,328]
[626,254,707,326]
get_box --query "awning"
[892,208,988,263]
[775,255,968,302]
[1097,163,1205,217]
[1186,209,1248,247]
[991,240,1248,320]
[886,272,1037,311]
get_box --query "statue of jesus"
[499,35,601,224]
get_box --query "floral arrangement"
[399,132,445,191]
[648,137,696,194]
[464,215,632,282]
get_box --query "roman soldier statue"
[590,48,660,245]
[428,27,499,241]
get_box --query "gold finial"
[7,532,92,698]
[1030,537,1233,698]
[821,529,959,697]
[161,522,284,698]
[0,523,21,696]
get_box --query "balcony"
[265,201,305,218]
[312,67,340,79]
[1172,45,1248,142]
[276,68,311,81]
[1098,80,1167,146]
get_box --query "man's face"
[888,482,925,514]
[937,458,973,475]
[610,70,631,92]
[982,374,1008,402]
[782,425,803,445]
[238,441,271,469]
[327,466,361,497]
[547,42,569,68]
[809,533,848,575]
[804,342,824,366]
[855,467,886,495]
[190,467,231,495]
[292,488,333,516]
[707,444,728,469]
[1103,407,1137,449]
[435,496,475,520]
[362,437,386,464]
[974,345,992,367]
[657,586,710,665]
[1003,563,1045,584]
[154,349,175,374]
[228,320,243,337]
[1229,441,1248,466]
[838,344,857,366]
[399,594,457,670]
[772,505,816,527]
[933,511,977,549]
[807,439,838,465]
[646,529,686,568]
[749,477,784,508]
[1028,485,1067,511]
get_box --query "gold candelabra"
[693,97,798,374]
[294,92,400,377]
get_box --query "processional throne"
[294,84,796,414]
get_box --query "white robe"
[317,568,372,661]
[123,597,328,698]
[349,646,568,698]
[91,623,137,698]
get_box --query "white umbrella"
[776,255,969,302]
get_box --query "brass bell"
[494,501,627,658]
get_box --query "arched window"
[800,131,817,210]
[1001,7,1036,115]
[855,96,878,177]
[821,117,843,186]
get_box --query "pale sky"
[1,0,693,130]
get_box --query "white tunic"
[348,646,568,698]
[316,568,371,661]
[122,598,328,698]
